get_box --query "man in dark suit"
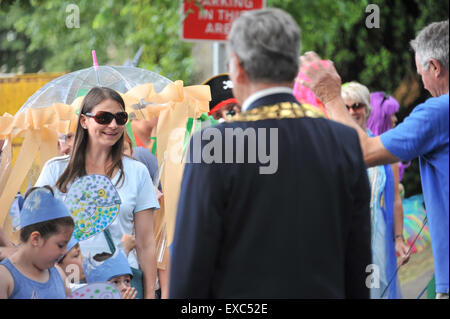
[170,8,371,299]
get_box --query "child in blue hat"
[56,235,139,293]
[83,249,137,299]
[57,236,87,291]
[0,186,74,299]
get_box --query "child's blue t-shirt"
[0,258,66,299]
[380,93,449,294]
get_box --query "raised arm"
[299,52,400,167]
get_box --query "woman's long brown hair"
[56,87,126,193]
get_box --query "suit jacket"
[170,93,371,298]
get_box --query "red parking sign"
[181,0,266,42]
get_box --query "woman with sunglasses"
[342,82,403,299]
[35,87,160,299]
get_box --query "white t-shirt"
[35,155,160,268]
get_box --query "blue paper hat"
[66,236,79,252]
[20,187,71,228]
[58,236,79,263]
[83,249,132,283]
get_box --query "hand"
[299,52,342,106]
[155,187,163,201]
[395,237,410,266]
[122,286,137,299]
[121,234,136,257]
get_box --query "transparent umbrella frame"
[18,66,172,113]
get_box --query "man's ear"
[429,59,443,77]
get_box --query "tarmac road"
[400,269,434,299]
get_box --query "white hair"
[341,82,372,119]
[410,20,449,70]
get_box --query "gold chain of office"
[230,102,325,122]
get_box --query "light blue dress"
[367,130,400,299]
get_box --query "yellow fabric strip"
[0,130,41,229]
[0,136,13,195]
[40,127,59,171]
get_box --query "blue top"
[132,146,161,190]
[0,258,66,299]
[380,93,449,294]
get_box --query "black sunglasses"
[346,103,365,111]
[85,111,128,125]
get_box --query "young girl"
[83,250,137,299]
[0,186,74,299]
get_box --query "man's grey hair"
[410,20,449,70]
[227,8,301,83]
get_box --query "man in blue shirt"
[300,20,449,298]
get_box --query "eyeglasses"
[345,103,365,111]
[85,111,128,125]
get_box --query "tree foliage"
[0,0,194,82]
[268,0,448,100]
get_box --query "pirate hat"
[202,74,238,116]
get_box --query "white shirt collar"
[242,87,294,112]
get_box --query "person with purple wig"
[368,92,411,272]
[367,93,411,182]
[367,92,400,136]
[368,92,412,186]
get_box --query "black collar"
[246,93,299,112]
